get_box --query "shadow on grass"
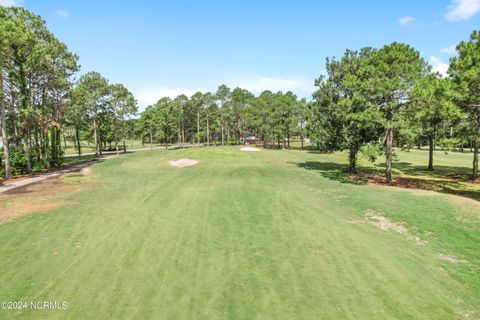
[374,161,472,180]
[294,161,374,185]
[294,160,480,202]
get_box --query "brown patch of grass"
[362,209,432,245]
[407,236,428,245]
[0,167,97,224]
[364,209,407,234]
[438,253,469,264]
[0,202,63,223]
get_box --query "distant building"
[244,136,257,145]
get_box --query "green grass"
[312,147,480,201]
[0,147,479,319]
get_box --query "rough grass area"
[0,147,478,319]
[303,147,480,201]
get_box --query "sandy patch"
[459,309,476,319]
[169,158,198,168]
[354,210,430,245]
[0,202,63,223]
[346,219,362,224]
[364,209,407,234]
[240,147,261,152]
[80,166,92,176]
[438,253,468,264]
[407,236,428,245]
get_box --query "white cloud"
[134,86,200,109]
[236,76,314,97]
[0,0,21,7]
[398,16,415,26]
[441,45,457,53]
[429,56,449,77]
[132,76,314,111]
[55,9,70,18]
[445,0,480,21]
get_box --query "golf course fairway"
[0,147,478,319]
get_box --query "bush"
[361,143,384,163]
[9,147,29,176]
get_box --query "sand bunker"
[169,158,198,168]
[240,147,261,152]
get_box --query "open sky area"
[2,0,479,110]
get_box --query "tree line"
[1,6,479,185]
[137,86,308,150]
[0,7,138,178]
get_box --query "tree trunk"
[149,124,153,150]
[122,117,126,153]
[177,124,181,144]
[226,123,230,144]
[93,115,99,157]
[48,127,58,168]
[163,114,169,150]
[18,60,31,172]
[348,146,357,174]
[473,139,478,180]
[0,70,11,178]
[428,134,434,170]
[114,117,119,155]
[385,128,393,184]
[23,123,32,173]
[49,127,61,168]
[196,111,200,146]
[9,91,19,148]
[62,131,67,149]
[221,113,224,146]
[76,126,82,157]
[238,119,243,145]
[206,116,210,147]
[33,129,40,163]
[181,113,185,149]
[39,128,46,162]
[56,127,61,164]
[45,126,49,164]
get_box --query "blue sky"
[1,0,479,109]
